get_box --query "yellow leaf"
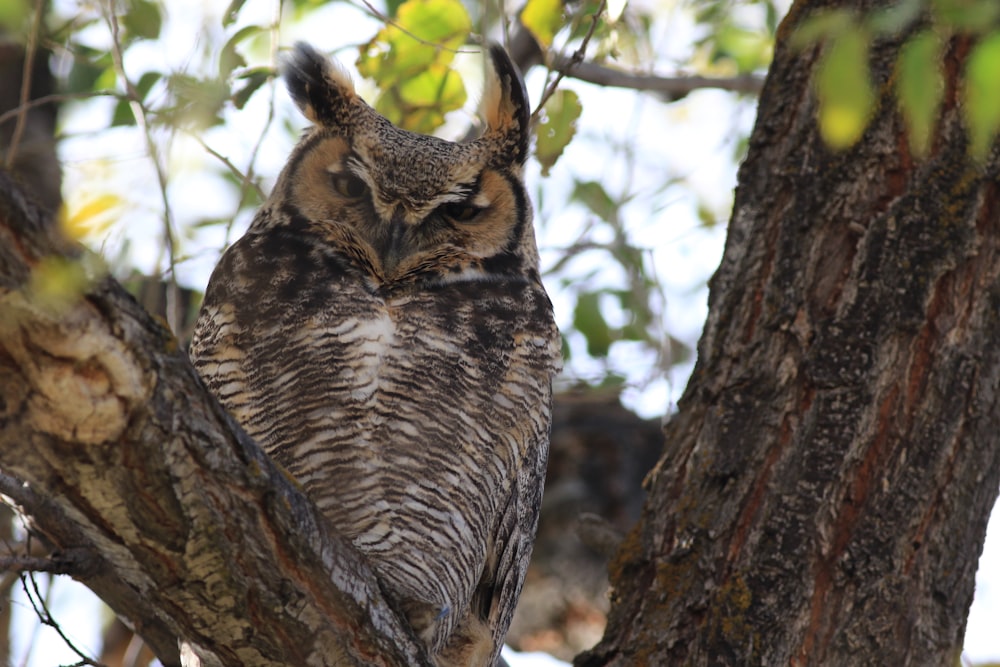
[815,26,874,149]
[521,0,564,49]
[356,0,471,132]
[819,104,867,148]
[61,193,122,241]
[27,256,89,312]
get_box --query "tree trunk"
[581,3,1000,666]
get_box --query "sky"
[7,0,1000,664]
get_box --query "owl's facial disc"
[288,133,521,278]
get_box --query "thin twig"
[187,131,265,202]
[532,0,608,122]
[4,0,46,170]
[0,90,122,126]
[103,0,181,334]
[354,0,478,53]
[225,3,283,246]
[21,572,106,666]
[0,556,76,574]
[541,235,606,276]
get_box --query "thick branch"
[0,171,429,667]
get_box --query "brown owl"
[189,42,561,666]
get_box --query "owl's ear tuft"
[282,42,357,127]
[482,45,530,166]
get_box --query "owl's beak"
[378,214,408,275]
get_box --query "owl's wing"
[477,327,560,667]
[190,218,379,450]
[489,434,549,659]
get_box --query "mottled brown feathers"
[190,42,559,667]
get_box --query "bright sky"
[9,0,1000,664]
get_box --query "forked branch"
[0,172,428,667]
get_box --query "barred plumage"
[190,42,560,666]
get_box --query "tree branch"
[0,554,85,575]
[0,171,430,666]
[549,54,765,100]
[503,19,764,103]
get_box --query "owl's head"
[267,42,537,282]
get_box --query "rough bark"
[581,3,1000,667]
[508,392,664,659]
[0,171,430,666]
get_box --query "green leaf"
[122,0,163,41]
[134,70,162,101]
[963,32,1000,160]
[396,66,466,130]
[560,333,572,361]
[219,26,264,78]
[65,47,113,94]
[712,24,773,72]
[397,0,470,44]
[521,0,564,48]
[358,0,470,79]
[396,66,465,107]
[667,335,692,366]
[815,25,874,149]
[167,74,231,129]
[0,0,30,30]
[897,30,942,157]
[573,292,613,357]
[597,372,627,389]
[356,0,471,132]
[572,180,617,223]
[568,0,608,41]
[791,9,854,49]
[231,68,271,109]
[27,255,103,313]
[222,0,247,27]
[111,98,136,127]
[696,202,720,228]
[108,71,159,125]
[536,89,582,176]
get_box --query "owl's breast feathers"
[190,214,560,659]
[191,41,555,667]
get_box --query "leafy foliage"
[521,0,565,48]
[692,0,779,74]
[794,1,1000,159]
[25,0,776,421]
[356,0,471,133]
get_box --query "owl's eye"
[332,173,369,199]
[439,201,483,222]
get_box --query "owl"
[189,42,561,666]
